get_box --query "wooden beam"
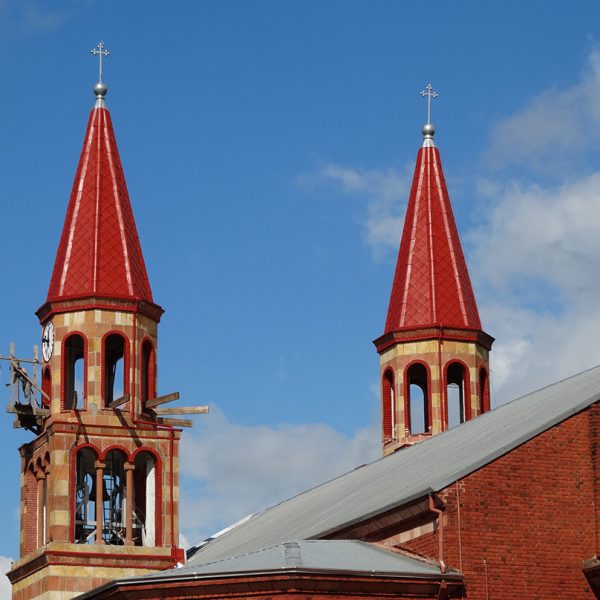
[146,392,179,409]
[156,416,193,428]
[108,394,130,409]
[153,406,209,416]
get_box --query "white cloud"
[486,47,600,173]
[471,171,600,404]
[466,49,600,402]
[470,40,600,396]
[483,299,600,405]
[179,532,190,551]
[179,407,379,547]
[0,556,13,600]
[476,43,600,401]
[471,173,600,302]
[22,3,71,32]
[0,0,76,33]
[299,164,411,255]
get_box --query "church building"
[6,55,600,600]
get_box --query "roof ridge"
[185,540,290,570]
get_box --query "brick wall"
[402,407,597,599]
[24,469,37,555]
[590,402,600,554]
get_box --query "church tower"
[373,86,494,455]
[8,45,187,599]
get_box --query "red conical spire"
[375,96,493,454]
[384,124,481,334]
[45,85,154,307]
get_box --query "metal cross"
[91,41,110,83]
[420,83,438,125]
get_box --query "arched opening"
[382,369,395,439]
[479,367,489,414]
[25,465,37,554]
[133,451,157,546]
[141,340,156,405]
[42,367,51,408]
[102,450,127,545]
[447,362,468,428]
[104,333,127,406]
[64,334,85,410]
[74,448,97,544]
[406,363,429,434]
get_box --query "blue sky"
[2,0,600,592]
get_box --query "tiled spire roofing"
[46,98,153,305]
[384,131,481,334]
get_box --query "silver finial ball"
[422,123,435,138]
[93,82,107,97]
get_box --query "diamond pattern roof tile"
[47,106,153,304]
[384,145,482,334]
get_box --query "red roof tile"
[47,106,153,304]
[384,144,481,334]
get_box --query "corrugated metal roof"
[189,364,600,566]
[156,540,446,579]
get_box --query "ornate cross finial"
[91,41,110,83]
[420,83,438,125]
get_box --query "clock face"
[42,321,55,362]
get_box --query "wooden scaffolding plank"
[153,406,209,415]
[146,392,180,409]
[155,416,193,428]
[108,394,130,409]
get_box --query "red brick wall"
[24,469,37,555]
[403,407,597,599]
[590,402,600,554]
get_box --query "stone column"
[124,462,135,546]
[94,460,105,545]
